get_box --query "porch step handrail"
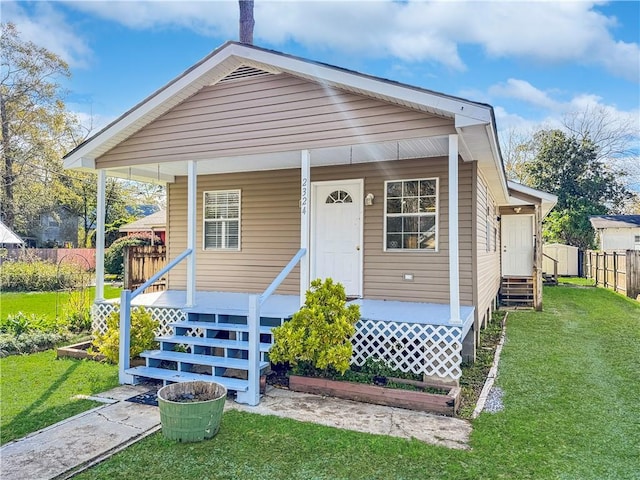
[259,248,307,305]
[542,252,558,284]
[132,248,193,299]
[119,248,193,384]
[244,247,307,406]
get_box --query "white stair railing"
[242,248,307,405]
[119,248,193,384]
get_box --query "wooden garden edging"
[289,375,460,416]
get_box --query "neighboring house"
[64,42,556,405]
[35,208,80,247]
[119,210,166,244]
[590,215,640,251]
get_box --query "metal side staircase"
[125,311,288,403]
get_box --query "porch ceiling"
[99,136,451,184]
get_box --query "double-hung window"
[384,178,438,251]
[203,190,240,250]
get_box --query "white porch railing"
[119,248,192,384]
[244,247,307,405]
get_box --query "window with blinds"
[203,190,240,250]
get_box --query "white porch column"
[300,150,311,306]
[448,134,461,324]
[95,170,106,302]
[186,160,197,307]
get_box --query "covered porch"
[93,290,475,400]
[64,42,508,405]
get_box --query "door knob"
[356,245,361,251]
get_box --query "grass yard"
[71,284,639,480]
[0,285,121,321]
[0,351,119,444]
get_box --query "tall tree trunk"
[239,0,255,44]
[0,93,15,229]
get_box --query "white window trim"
[383,177,439,252]
[202,189,241,251]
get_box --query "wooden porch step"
[141,349,269,370]
[169,321,274,335]
[124,366,249,392]
[157,335,273,353]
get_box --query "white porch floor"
[112,290,474,334]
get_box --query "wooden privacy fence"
[124,245,167,293]
[585,250,640,300]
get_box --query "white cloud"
[489,79,559,110]
[58,0,640,80]
[2,1,92,68]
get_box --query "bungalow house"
[64,42,555,406]
[589,215,640,251]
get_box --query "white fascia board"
[63,156,95,170]
[485,124,509,202]
[65,47,241,167]
[240,47,492,123]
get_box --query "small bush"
[0,312,60,336]
[64,289,92,333]
[0,257,84,292]
[269,278,360,375]
[104,233,163,276]
[0,332,73,357]
[92,307,158,363]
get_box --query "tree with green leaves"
[524,129,633,249]
[0,22,80,234]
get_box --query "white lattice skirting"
[92,304,462,380]
[351,320,463,380]
[91,303,185,337]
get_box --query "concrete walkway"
[1,384,471,480]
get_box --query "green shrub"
[64,289,92,333]
[92,307,158,363]
[0,312,60,336]
[269,278,360,375]
[0,258,84,292]
[0,332,73,357]
[104,234,162,276]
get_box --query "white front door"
[501,214,534,276]
[311,180,363,297]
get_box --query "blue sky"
[4,0,640,182]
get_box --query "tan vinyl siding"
[96,74,455,168]
[475,170,501,323]
[167,169,301,293]
[167,157,474,305]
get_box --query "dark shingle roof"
[589,215,640,229]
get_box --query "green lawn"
[0,351,119,444]
[72,285,639,480]
[0,285,121,321]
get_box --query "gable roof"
[507,181,558,217]
[119,210,166,233]
[589,215,640,229]
[64,41,508,202]
[0,220,24,245]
